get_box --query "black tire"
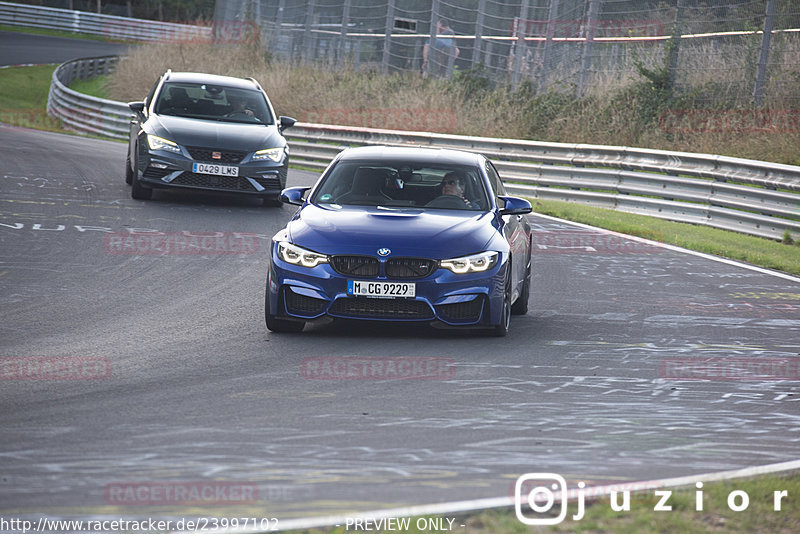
[131,177,152,200]
[490,271,512,337]
[278,159,289,188]
[262,196,283,207]
[511,257,531,315]
[130,168,152,200]
[125,154,133,185]
[265,286,305,333]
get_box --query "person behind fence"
[423,19,459,78]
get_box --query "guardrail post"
[472,0,487,70]
[424,0,440,79]
[271,0,286,54]
[539,0,560,93]
[337,0,352,69]
[753,0,777,107]
[577,0,601,99]
[667,0,686,90]
[511,0,530,91]
[303,0,317,63]
[381,0,395,75]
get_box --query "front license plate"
[193,162,239,176]
[347,280,415,298]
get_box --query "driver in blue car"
[439,171,479,208]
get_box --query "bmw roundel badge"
[377,248,391,257]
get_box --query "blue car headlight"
[439,251,498,274]
[277,241,329,268]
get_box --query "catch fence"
[214,0,800,106]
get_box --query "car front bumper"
[267,247,508,328]
[137,149,288,198]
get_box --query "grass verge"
[0,64,120,140]
[531,199,800,276]
[69,73,111,99]
[0,63,64,132]
[293,472,800,533]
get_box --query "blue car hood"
[151,115,284,152]
[287,204,497,258]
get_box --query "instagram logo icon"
[515,473,572,525]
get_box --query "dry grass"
[109,42,466,133]
[108,41,800,165]
[109,42,270,101]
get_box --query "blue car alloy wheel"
[265,146,533,335]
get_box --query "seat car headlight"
[146,134,181,154]
[277,241,329,268]
[253,147,285,162]
[440,251,498,274]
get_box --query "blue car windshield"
[310,161,490,211]
[154,82,274,125]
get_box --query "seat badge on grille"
[377,248,391,257]
[212,151,222,160]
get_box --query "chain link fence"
[210,0,800,106]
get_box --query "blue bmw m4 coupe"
[266,146,533,335]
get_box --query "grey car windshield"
[154,82,274,125]
[311,161,490,211]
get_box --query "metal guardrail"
[46,56,131,139]
[45,56,800,241]
[285,125,800,241]
[0,1,210,42]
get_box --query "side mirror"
[128,101,146,119]
[279,116,297,132]
[498,196,532,216]
[280,186,310,206]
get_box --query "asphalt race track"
[0,30,131,67]
[2,123,800,526]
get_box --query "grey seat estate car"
[125,70,296,205]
